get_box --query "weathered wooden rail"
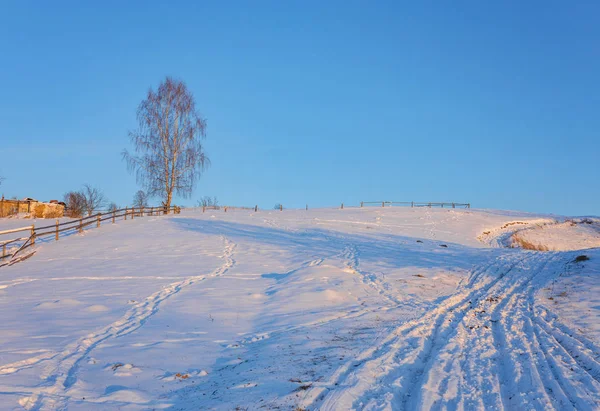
[0,205,180,265]
[360,201,470,209]
[199,202,471,212]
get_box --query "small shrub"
[198,196,219,209]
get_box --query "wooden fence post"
[55,219,59,241]
[280,204,283,212]
[112,210,116,223]
[360,201,363,208]
[341,203,344,209]
[97,213,101,228]
[203,206,205,213]
[2,244,5,258]
[452,203,455,209]
[79,219,83,233]
[141,206,144,217]
[306,204,308,211]
[411,201,414,208]
[382,202,384,207]
[31,225,35,245]
[125,207,128,220]
[132,208,135,220]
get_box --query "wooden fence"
[200,202,471,212]
[0,205,180,266]
[198,202,470,211]
[359,201,470,209]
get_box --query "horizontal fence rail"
[360,201,470,209]
[199,202,472,212]
[0,205,180,265]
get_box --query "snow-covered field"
[0,207,599,410]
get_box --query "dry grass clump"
[510,233,549,251]
[502,221,527,229]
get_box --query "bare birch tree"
[123,77,209,211]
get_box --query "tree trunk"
[165,192,172,214]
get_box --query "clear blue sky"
[1,1,598,215]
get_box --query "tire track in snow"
[11,236,236,411]
[395,253,545,410]
[534,306,600,383]
[303,250,600,410]
[300,252,526,409]
[485,253,559,409]
[525,272,600,409]
[421,256,551,409]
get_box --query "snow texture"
[0,207,599,410]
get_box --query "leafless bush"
[133,190,149,208]
[108,202,119,212]
[82,184,106,216]
[274,203,283,210]
[198,196,219,208]
[63,191,86,218]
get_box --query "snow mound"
[510,219,600,251]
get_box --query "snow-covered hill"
[0,207,598,410]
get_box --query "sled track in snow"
[3,236,236,411]
[301,251,600,410]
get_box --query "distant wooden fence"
[359,201,470,209]
[199,201,471,212]
[0,205,180,266]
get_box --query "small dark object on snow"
[296,384,312,391]
[440,244,448,248]
[574,255,590,262]
[416,240,423,243]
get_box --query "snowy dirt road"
[0,208,598,410]
[303,251,600,410]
